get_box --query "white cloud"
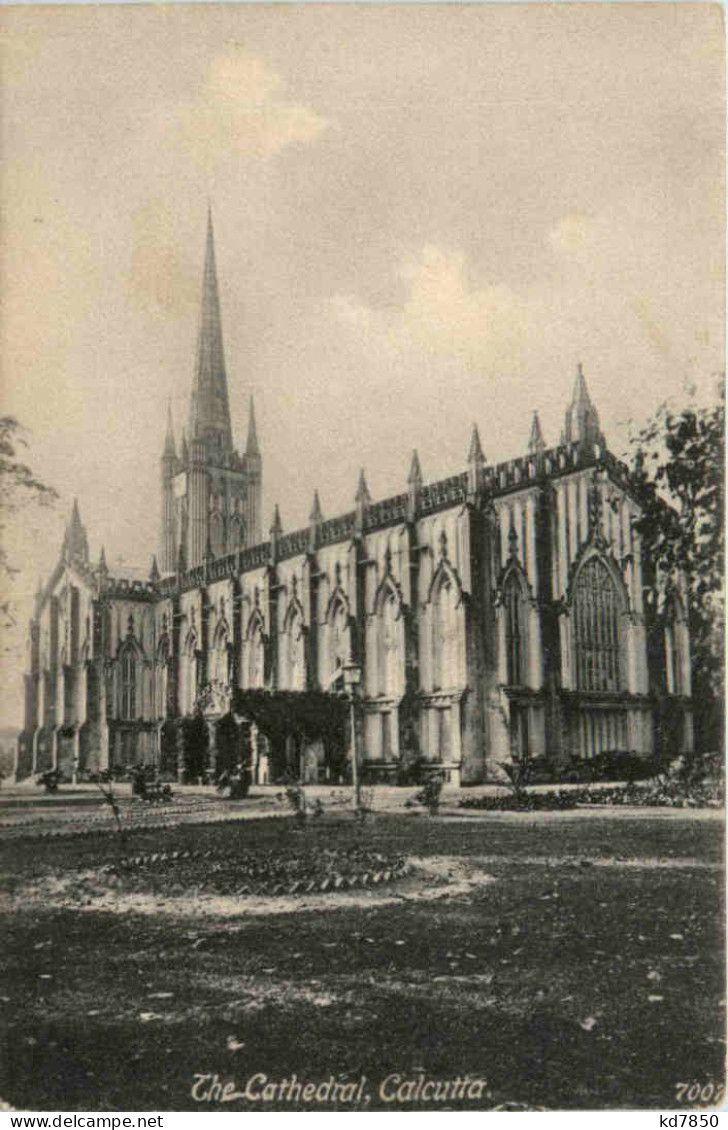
[165,51,329,163]
[332,245,526,369]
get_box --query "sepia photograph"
[0,0,724,1114]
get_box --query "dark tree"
[627,387,724,747]
[0,416,58,629]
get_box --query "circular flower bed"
[99,846,410,897]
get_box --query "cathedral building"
[16,215,694,785]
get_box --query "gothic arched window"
[212,623,229,686]
[433,576,459,690]
[503,573,527,686]
[248,621,265,689]
[330,600,350,675]
[573,558,622,692]
[379,593,399,697]
[286,608,306,691]
[120,646,136,720]
[229,513,246,551]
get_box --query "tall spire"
[189,207,233,454]
[563,362,604,448]
[245,395,259,456]
[164,399,176,459]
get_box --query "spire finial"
[270,504,283,536]
[149,554,160,583]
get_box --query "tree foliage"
[0,416,58,627]
[627,389,724,710]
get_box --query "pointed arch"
[427,554,464,608]
[568,543,630,614]
[373,569,403,618]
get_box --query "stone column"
[496,607,507,684]
[558,611,572,690]
[72,727,81,784]
[525,493,538,594]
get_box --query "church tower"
[159,209,262,571]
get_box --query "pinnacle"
[309,490,323,524]
[407,449,423,487]
[467,423,485,464]
[528,411,546,454]
[355,467,371,506]
[571,362,592,410]
[270,504,283,535]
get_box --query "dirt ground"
[0,798,724,1112]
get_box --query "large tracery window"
[573,558,622,692]
[503,573,527,686]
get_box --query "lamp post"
[342,662,362,814]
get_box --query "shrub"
[36,768,61,793]
[459,790,578,812]
[411,770,445,816]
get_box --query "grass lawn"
[0,809,724,1111]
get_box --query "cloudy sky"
[0,2,724,726]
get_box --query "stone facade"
[16,220,694,785]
